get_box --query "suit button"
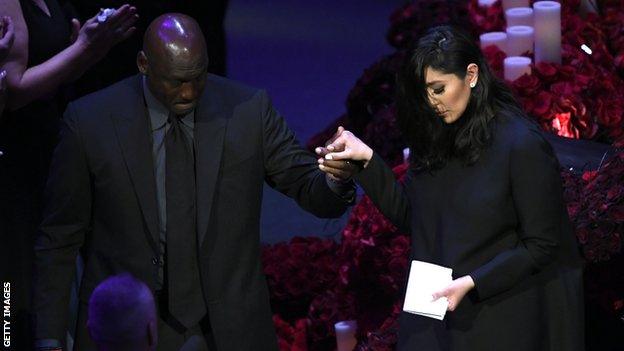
[152,257,158,265]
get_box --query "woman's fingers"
[326,134,347,152]
[105,4,132,28]
[69,19,80,43]
[113,14,138,43]
[431,287,448,301]
[118,26,137,42]
[0,16,14,52]
[116,7,138,31]
[324,149,352,161]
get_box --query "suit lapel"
[110,76,160,254]
[195,86,228,247]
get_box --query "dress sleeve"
[470,126,562,300]
[354,152,411,233]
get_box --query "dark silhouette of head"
[137,13,209,115]
[87,273,157,351]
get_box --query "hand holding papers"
[403,260,453,320]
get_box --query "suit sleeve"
[259,90,352,218]
[32,103,91,340]
[354,152,411,233]
[470,127,562,300]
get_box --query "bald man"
[32,13,356,351]
[87,274,157,351]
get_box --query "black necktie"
[165,114,207,328]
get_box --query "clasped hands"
[315,126,373,182]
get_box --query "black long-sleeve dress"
[354,112,584,351]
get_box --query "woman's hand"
[432,275,475,311]
[0,16,15,62]
[315,126,361,182]
[72,4,138,63]
[315,127,374,179]
[317,126,373,162]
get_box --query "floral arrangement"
[272,0,624,349]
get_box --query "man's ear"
[137,51,149,75]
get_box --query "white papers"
[403,260,453,320]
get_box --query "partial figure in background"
[0,1,136,348]
[318,25,584,351]
[87,273,158,351]
[0,15,15,118]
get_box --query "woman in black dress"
[318,26,584,351]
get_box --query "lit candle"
[478,0,498,7]
[506,7,533,27]
[480,32,507,54]
[506,26,534,56]
[502,0,529,10]
[533,1,561,64]
[335,321,357,351]
[504,56,532,81]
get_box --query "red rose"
[609,206,624,222]
[511,74,541,96]
[531,91,554,118]
[535,62,558,82]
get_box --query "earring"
[470,82,476,88]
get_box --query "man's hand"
[432,275,475,311]
[315,126,362,182]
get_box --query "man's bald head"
[143,14,208,65]
[137,13,209,115]
[87,274,157,351]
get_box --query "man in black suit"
[33,14,355,350]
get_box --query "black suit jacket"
[33,74,350,350]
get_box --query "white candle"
[506,26,534,56]
[504,56,532,81]
[478,0,498,7]
[403,148,410,163]
[480,32,507,54]
[335,321,357,351]
[503,0,529,10]
[506,7,533,27]
[533,1,561,64]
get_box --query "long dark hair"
[396,25,523,171]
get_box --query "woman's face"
[424,64,478,124]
